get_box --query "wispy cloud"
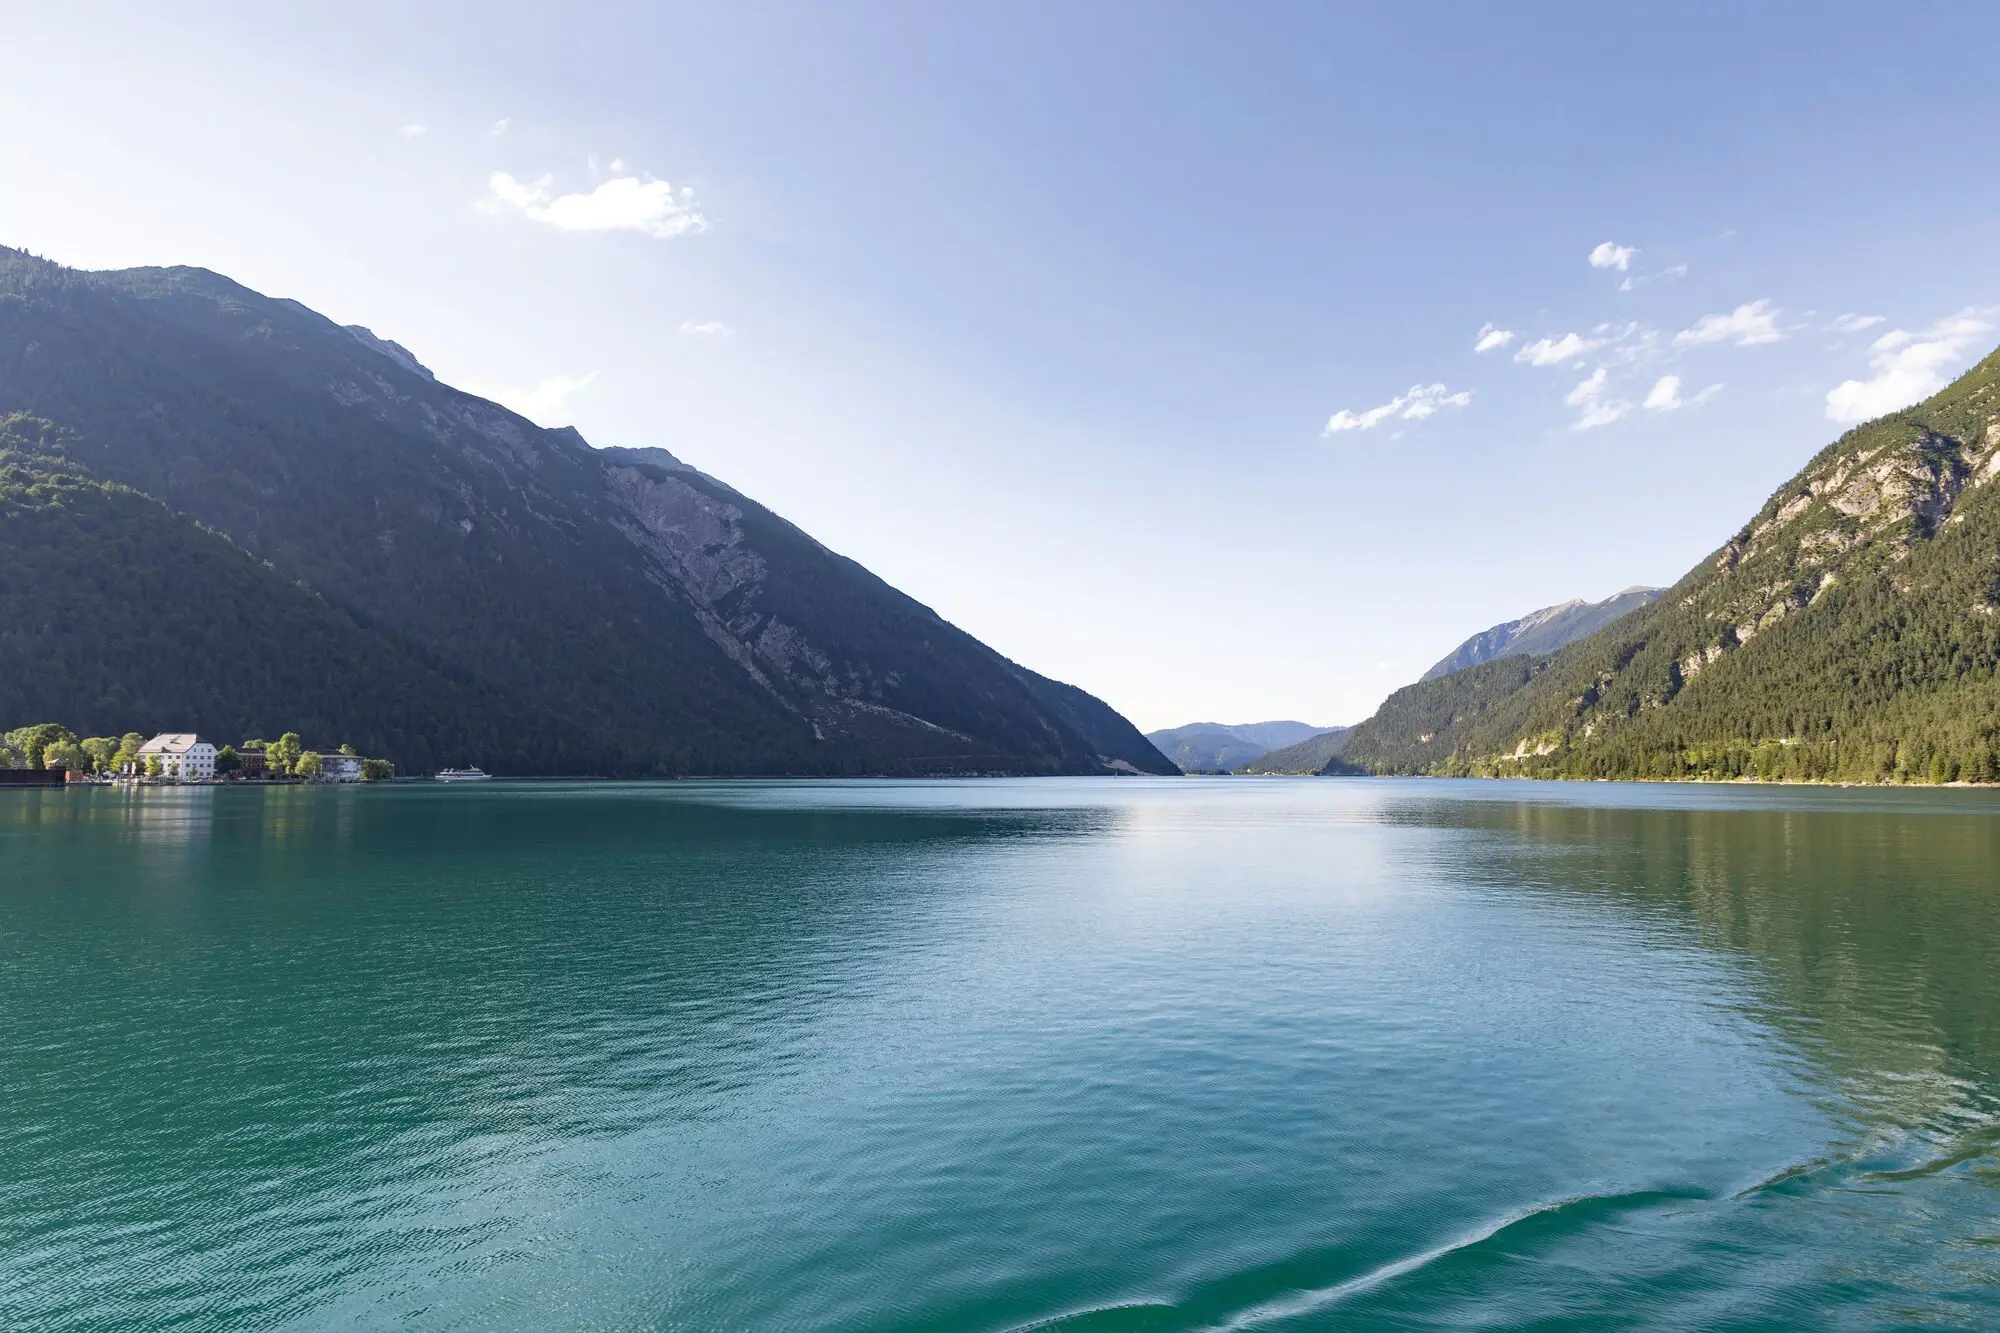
[1324,383,1471,435]
[1565,368,1630,430]
[679,320,733,338]
[491,118,510,137]
[1674,299,1783,347]
[1826,312,1884,335]
[483,171,707,239]
[1619,261,1688,292]
[1514,331,1601,367]
[1642,374,1722,412]
[1600,325,1664,366]
[1589,241,1636,272]
[1825,309,1994,423]
[476,373,599,426]
[400,123,427,139]
[1473,323,1514,353]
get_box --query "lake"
[2,777,1998,1330]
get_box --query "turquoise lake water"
[3,777,1999,1329]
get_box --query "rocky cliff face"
[1687,415,1998,669]
[1421,587,1662,681]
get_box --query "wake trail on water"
[1019,1100,2000,1333]
[1013,1186,1710,1333]
[1199,1187,1707,1331]
[1739,1115,2000,1195]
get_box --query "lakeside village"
[0,726,395,786]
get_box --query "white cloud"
[679,320,733,337]
[1473,323,1514,353]
[1324,383,1472,435]
[478,373,599,426]
[1826,312,1885,335]
[1825,309,1994,423]
[610,157,626,172]
[486,172,545,209]
[1674,299,1783,347]
[1565,367,1630,430]
[400,123,427,139]
[1589,241,1636,272]
[482,171,707,239]
[1514,331,1601,367]
[491,118,510,137]
[1642,375,1682,411]
[1642,375,1723,412]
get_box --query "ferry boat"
[434,767,492,783]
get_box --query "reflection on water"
[1,779,1997,1331]
[1392,790,2000,1150]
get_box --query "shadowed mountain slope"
[0,426,580,770]
[0,249,1173,776]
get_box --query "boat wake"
[1200,1188,1707,1331]
[1013,1186,1711,1333]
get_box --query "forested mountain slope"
[1146,727,1268,774]
[1238,726,1358,775]
[0,249,1173,776]
[1342,346,2000,783]
[0,422,583,771]
[1420,587,1662,681]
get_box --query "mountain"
[1153,586,1664,778]
[1340,345,2000,784]
[1145,726,1265,774]
[0,424,562,769]
[0,249,1175,777]
[1420,587,1663,680]
[1238,726,1358,775]
[1221,720,1332,751]
[1144,720,1332,773]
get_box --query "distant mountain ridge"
[0,248,1175,777]
[1144,720,1332,773]
[1237,726,1358,775]
[1339,344,2000,783]
[1421,587,1663,680]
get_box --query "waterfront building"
[133,734,217,780]
[321,753,364,782]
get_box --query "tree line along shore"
[0,725,393,782]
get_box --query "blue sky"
[8,3,2000,728]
